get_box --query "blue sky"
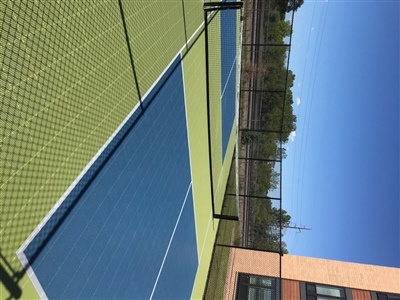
[282,0,399,268]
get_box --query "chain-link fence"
[1,1,203,298]
[204,0,296,298]
[203,1,243,220]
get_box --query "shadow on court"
[0,251,24,300]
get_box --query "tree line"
[242,0,303,253]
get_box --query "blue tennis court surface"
[221,8,237,162]
[22,55,198,299]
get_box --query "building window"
[376,293,400,300]
[236,273,279,300]
[306,283,347,300]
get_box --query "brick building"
[224,248,400,300]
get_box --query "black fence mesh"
[1,0,296,298]
[1,0,139,278]
[0,0,203,298]
[204,0,296,298]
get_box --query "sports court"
[0,1,242,299]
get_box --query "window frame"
[300,282,353,300]
[235,273,280,300]
[371,292,400,300]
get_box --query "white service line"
[221,57,238,101]
[149,182,193,300]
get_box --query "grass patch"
[204,162,241,299]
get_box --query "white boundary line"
[15,99,142,299]
[221,56,237,102]
[16,97,141,258]
[18,251,48,299]
[149,182,193,300]
[16,19,206,258]
[16,17,208,298]
[184,21,205,53]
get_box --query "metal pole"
[204,9,217,219]
[243,43,290,47]
[225,193,281,201]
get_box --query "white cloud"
[289,131,296,142]
[297,83,301,88]
[296,97,301,106]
